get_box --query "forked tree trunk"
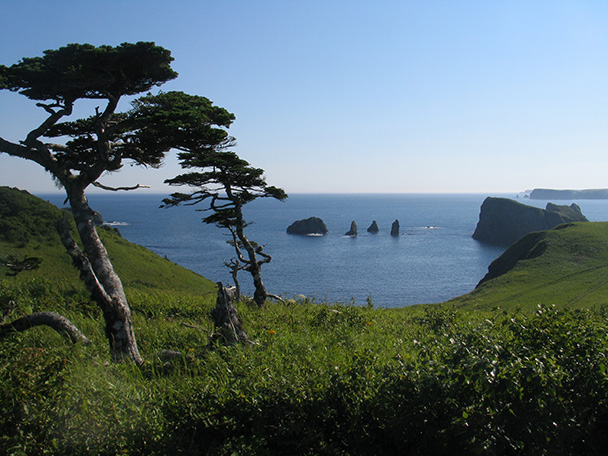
[63,187,143,364]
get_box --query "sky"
[1,0,607,194]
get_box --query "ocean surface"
[39,193,608,308]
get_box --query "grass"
[2,187,608,454]
[449,222,608,311]
[0,186,216,297]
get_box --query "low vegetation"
[2,188,608,455]
[450,222,608,310]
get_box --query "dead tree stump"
[210,282,251,346]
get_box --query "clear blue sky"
[1,0,607,194]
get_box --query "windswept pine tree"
[0,43,235,363]
[163,149,287,307]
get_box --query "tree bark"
[0,311,90,344]
[210,282,251,346]
[60,187,143,364]
[232,201,268,307]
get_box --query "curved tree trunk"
[0,311,90,344]
[63,187,143,364]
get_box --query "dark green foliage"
[130,91,235,155]
[372,306,608,455]
[0,42,177,101]
[2,43,233,175]
[163,150,287,224]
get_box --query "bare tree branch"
[91,182,151,192]
[35,101,64,115]
[181,321,212,335]
[25,100,73,147]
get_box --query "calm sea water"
[39,193,608,308]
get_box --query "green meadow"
[1,187,608,455]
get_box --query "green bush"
[4,295,607,455]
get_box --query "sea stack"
[367,220,379,234]
[390,220,400,237]
[286,217,329,235]
[345,221,358,236]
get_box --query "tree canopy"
[0,42,177,101]
[0,42,235,190]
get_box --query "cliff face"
[472,197,588,246]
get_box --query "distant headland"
[527,188,608,200]
[472,197,588,246]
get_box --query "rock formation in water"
[367,220,379,234]
[390,220,400,237]
[472,197,588,246]
[345,221,357,236]
[286,217,329,235]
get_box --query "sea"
[39,193,608,308]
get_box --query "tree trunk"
[64,186,143,364]
[234,204,267,307]
[250,268,267,308]
[210,282,251,345]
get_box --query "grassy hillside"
[450,222,608,310]
[0,187,216,296]
[2,187,608,455]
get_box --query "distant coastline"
[529,188,608,200]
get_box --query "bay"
[39,193,608,308]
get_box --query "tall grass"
[2,279,607,455]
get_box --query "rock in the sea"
[345,221,357,236]
[367,220,379,234]
[390,220,400,237]
[286,217,329,235]
[472,197,588,246]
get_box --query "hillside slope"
[0,187,215,296]
[451,222,608,310]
